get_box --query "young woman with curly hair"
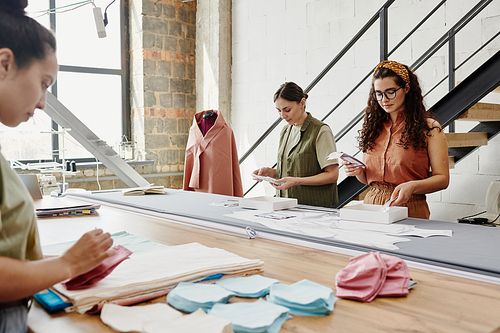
[342,60,449,219]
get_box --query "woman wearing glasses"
[253,82,339,208]
[342,60,449,219]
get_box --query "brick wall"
[130,0,196,188]
[18,162,183,192]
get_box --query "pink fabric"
[335,252,410,302]
[63,245,133,290]
[378,253,410,297]
[183,110,244,197]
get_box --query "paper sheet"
[224,210,452,250]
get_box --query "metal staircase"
[340,51,500,206]
[239,0,500,208]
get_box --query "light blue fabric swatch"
[267,279,336,316]
[208,298,291,333]
[167,282,235,313]
[215,275,280,298]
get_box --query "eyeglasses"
[371,85,405,101]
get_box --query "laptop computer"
[18,174,43,200]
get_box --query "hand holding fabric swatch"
[63,245,132,290]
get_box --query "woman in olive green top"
[0,2,115,330]
[253,82,339,208]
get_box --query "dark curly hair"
[357,64,441,152]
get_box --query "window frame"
[15,0,130,166]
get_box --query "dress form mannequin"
[199,111,217,136]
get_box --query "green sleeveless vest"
[276,113,338,208]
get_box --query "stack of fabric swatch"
[335,251,415,302]
[209,299,291,333]
[52,242,264,313]
[215,275,279,298]
[167,275,291,332]
[267,279,336,316]
[167,282,235,313]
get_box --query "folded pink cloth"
[335,252,410,302]
[63,245,133,290]
[378,253,410,297]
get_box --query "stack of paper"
[267,280,336,316]
[36,204,101,217]
[53,243,264,313]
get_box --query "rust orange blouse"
[364,112,430,186]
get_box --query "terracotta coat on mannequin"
[183,110,243,197]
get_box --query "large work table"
[27,192,500,332]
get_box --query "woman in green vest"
[253,82,339,208]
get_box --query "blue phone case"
[34,289,72,312]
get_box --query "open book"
[122,186,166,196]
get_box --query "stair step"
[457,81,500,94]
[445,132,488,147]
[457,102,500,122]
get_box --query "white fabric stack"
[101,304,233,333]
[53,242,264,313]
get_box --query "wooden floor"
[28,197,500,333]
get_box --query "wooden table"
[28,197,500,332]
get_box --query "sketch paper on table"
[225,210,452,250]
[210,200,239,207]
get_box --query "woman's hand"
[252,167,277,181]
[0,229,115,301]
[60,229,115,277]
[390,181,417,206]
[342,160,365,177]
[271,177,300,191]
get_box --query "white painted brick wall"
[232,0,500,221]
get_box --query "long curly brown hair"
[357,64,440,152]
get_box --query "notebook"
[122,185,166,196]
[18,174,43,200]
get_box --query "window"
[0,0,127,163]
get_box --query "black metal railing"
[241,0,496,199]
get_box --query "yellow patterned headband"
[373,60,410,84]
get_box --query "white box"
[340,204,408,224]
[239,196,298,211]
